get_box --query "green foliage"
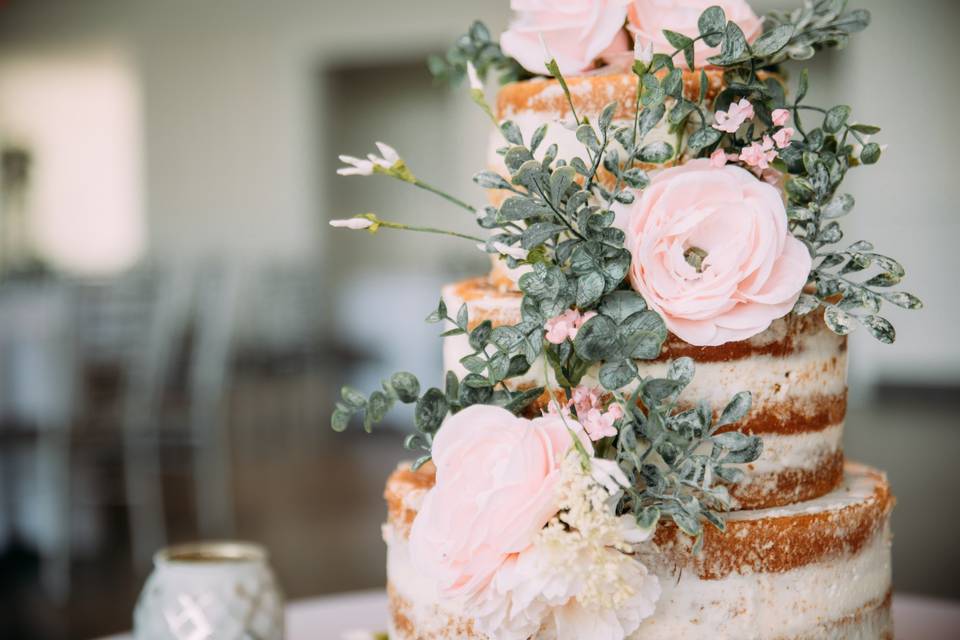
[610,359,762,544]
[427,21,528,86]
[331,1,918,544]
[765,0,871,62]
[774,68,922,340]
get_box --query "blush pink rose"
[628,0,762,69]
[624,159,812,346]
[500,0,631,76]
[408,405,583,598]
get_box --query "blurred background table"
[97,590,960,639]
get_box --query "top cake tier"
[496,70,725,121]
[486,70,729,208]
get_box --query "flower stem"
[411,178,476,213]
[375,219,485,243]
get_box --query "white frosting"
[742,423,843,476]
[634,525,891,639]
[441,283,847,411]
[446,326,846,411]
[727,462,883,522]
[385,466,892,639]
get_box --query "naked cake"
[329,1,921,638]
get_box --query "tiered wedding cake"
[330,1,920,638]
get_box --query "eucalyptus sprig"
[427,21,529,87]
[765,0,872,62]
[331,299,545,470]
[773,71,922,340]
[608,358,761,547]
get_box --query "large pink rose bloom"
[623,159,811,347]
[501,0,631,76]
[628,0,762,69]
[408,405,578,598]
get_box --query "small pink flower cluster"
[709,104,795,172]
[543,309,597,345]
[570,386,624,441]
[712,98,755,133]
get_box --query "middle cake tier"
[442,277,848,510]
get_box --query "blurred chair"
[114,265,194,572]
[189,262,243,538]
[0,279,77,602]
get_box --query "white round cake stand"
[96,590,960,639]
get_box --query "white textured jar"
[134,541,284,640]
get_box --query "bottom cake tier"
[383,462,894,640]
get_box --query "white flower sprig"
[329,213,484,243]
[336,141,477,213]
[338,142,410,179]
[329,217,374,230]
[466,61,498,127]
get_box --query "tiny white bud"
[634,40,653,66]
[466,61,483,92]
[337,154,375,176]
[539,32,553,63]
[493,241,529,261]
[330,218,374,230]
[374,141,400,165]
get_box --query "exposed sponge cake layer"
[383,463,892,640]
[441,277,848,509]
[496,70,725,123]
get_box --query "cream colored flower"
[329,218,374,230]
[466,61,483,92]
[337,142,400,176]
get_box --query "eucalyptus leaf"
[576,271,606,308]
[860,314,895,344]
[522,222,566,249]
[473,170,511,190]
[880,291,923,310]
[707,22,750,66]
[824,306,855,335]
[390,372,421,403]
[824,105,851,133]
[717,391,752,427]
[599,290,648,323]
[621,311,668,360]
[414,388,448,435]
[599,359,638,391]
[698,6,726,46]
[500,120,523,145]
[573,314,621,361]
[330,408,350,433]
[751,25,795,57]
[860,142,882,164]
[639,141,674,163]
[687,127,722,153]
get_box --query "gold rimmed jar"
[133,541,284,640]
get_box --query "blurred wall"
[0,0,956,386]
[0,0,510,269]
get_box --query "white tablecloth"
[100,590,960,639]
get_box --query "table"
[100,590,960,639]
